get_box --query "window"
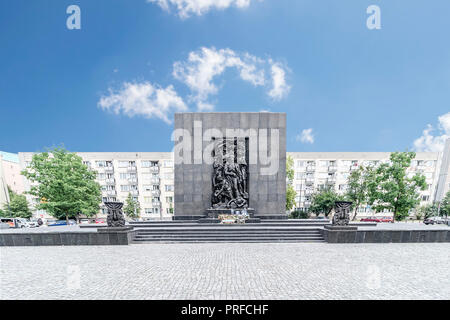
[96,161,106,167]
[164,173,174,180]
[166,208,174,214]
[164,160,173,167]
[97,173,106,180]
[165,185,174,192]
[421,195,430,202]
[121,185,130,192]
[144,197,152,203]
[296,172,305,179]
[296,160,305,168]
[142,160,159,167]
[118,161,128,168]
[166,196,173,203]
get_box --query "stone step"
[134,234,323,239]
[130,222,330,227]
[136,229,321,234]
[132,237,325,243]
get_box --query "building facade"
[15,143,450,220]
[19,152,175,220]
[0,151,25,209]
[287,152,446,215]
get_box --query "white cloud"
[98,82,188,124]
[268,62,291,100]
[296,128,314,144]
[413,112,450,152]
[147,0,255,19]
[173,47,289,111]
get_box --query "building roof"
[0,151,19,164]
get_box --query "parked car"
[424,216,445,225]
[80,219,91,224]
[360,216,380,222]
[379,216,393,223]
[27,220,39,228]
[48,219,76,226]
[0,217,28,228]
[95,218,105,224]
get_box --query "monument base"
[198,217,261,224]
[324,225,358,231]
[97,226,134,233]
[205,208,256,218]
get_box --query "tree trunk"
[66,214,69,224]
[352,205,358,221]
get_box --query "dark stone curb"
[0,229,137,246]
[322,229,449,243]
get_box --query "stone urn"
[332,201,353,226]
[104,202,126,227]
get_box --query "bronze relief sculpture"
[211,138,249,209]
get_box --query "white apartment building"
[288,151,450,216]
[19,152,175,221]
[16,144,450,220]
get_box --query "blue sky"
[1,0,449,153]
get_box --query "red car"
[95,218,105,224]
[360,216,393,223]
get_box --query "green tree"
[3,187,32,218]
[368,152,427,222]
[286,155,296,211]
[123,193,140,219]
[21,147,101,223]
[440,191,450,217]
[309,188,345,217]
[416,203,438,221]
[345,165,375,220]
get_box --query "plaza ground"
[1,242,449,299]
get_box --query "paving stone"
[1,243,449,300]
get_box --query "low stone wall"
[321,228,450,243]
[0,230,136,246]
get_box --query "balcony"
[305,178,314,185]
[130,190,139,196]
[128,177,137,184]
[349,165,358,171]
[104,166,114,173]
[306,166,316,172]
[105,178,115,184]
[106,190,116,196]
[127,166,137,173]
[305,189,314,196]
[326,178,336,184]
[151,178,160,184]
[149,166,159,173]
[152,202,161,207]
[151,190,161,197]
[304,201,311,207]
[328,166,337,172]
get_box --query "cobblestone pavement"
[1,243,449,300]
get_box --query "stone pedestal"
[174,112,286,220]
[205,208,255,218]
[324,225,358,231]
[97,227,134,233]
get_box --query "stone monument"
[104,202,126,227]
[173,112,286,221]
[325,201,357,230]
